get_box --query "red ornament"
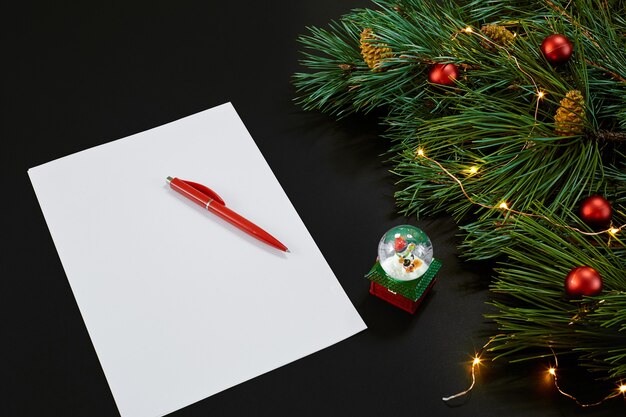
[579,195,612,229]
[428,63,458,86]
[564,266,603,297]
[541,34,573,65]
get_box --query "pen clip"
[181,180,226,206]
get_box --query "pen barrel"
[207,204,288,252]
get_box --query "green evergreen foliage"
[294,0,626,386]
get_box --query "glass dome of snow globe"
[377,225,433,281]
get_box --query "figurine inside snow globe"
[377,225,433,281]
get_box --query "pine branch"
[592,130,626,142]
[294,0,626,385]
[488,211,626,378]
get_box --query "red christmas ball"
[541,34,573,65]
[428,63,458,86]
[579,195,612,229]
[564,266,603,297]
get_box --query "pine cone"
[360,28,392,72]
[480,24,515,47]
[555,90,586,136]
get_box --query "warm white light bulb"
[469,166,478,174]
[464,26,473,33]
[609,227,620,236]
[548,368,556,376]
[472,357,481,366]
[619,384,626,393]
[417,148,425,157]
[537,91,546,99]
[499,202,509,210]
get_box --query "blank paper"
[28,103,366,417]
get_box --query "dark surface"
[4,1,623,416]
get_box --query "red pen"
[166,176,289,252]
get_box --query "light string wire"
[414,149,625,237]
[452,25,544,123]
[442,335,501,402]
[451,25,553,180]
[442,340,626,405]
[547,348,626,407]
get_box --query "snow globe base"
[366,258,441,314]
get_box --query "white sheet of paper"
[28,103,366,417]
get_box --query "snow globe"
[365,225,441,313]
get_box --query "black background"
[4,1,623,416]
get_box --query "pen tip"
[166,176,173,183]
[285,249,290,253]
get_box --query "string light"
[454,24,543,123]
[445,342,625,407]
[546,349,626,407]
[413,148,626,237]
[442,336,499,402]
[468,166,479,175]
[452,25,473,39]
[608,226,622,245]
